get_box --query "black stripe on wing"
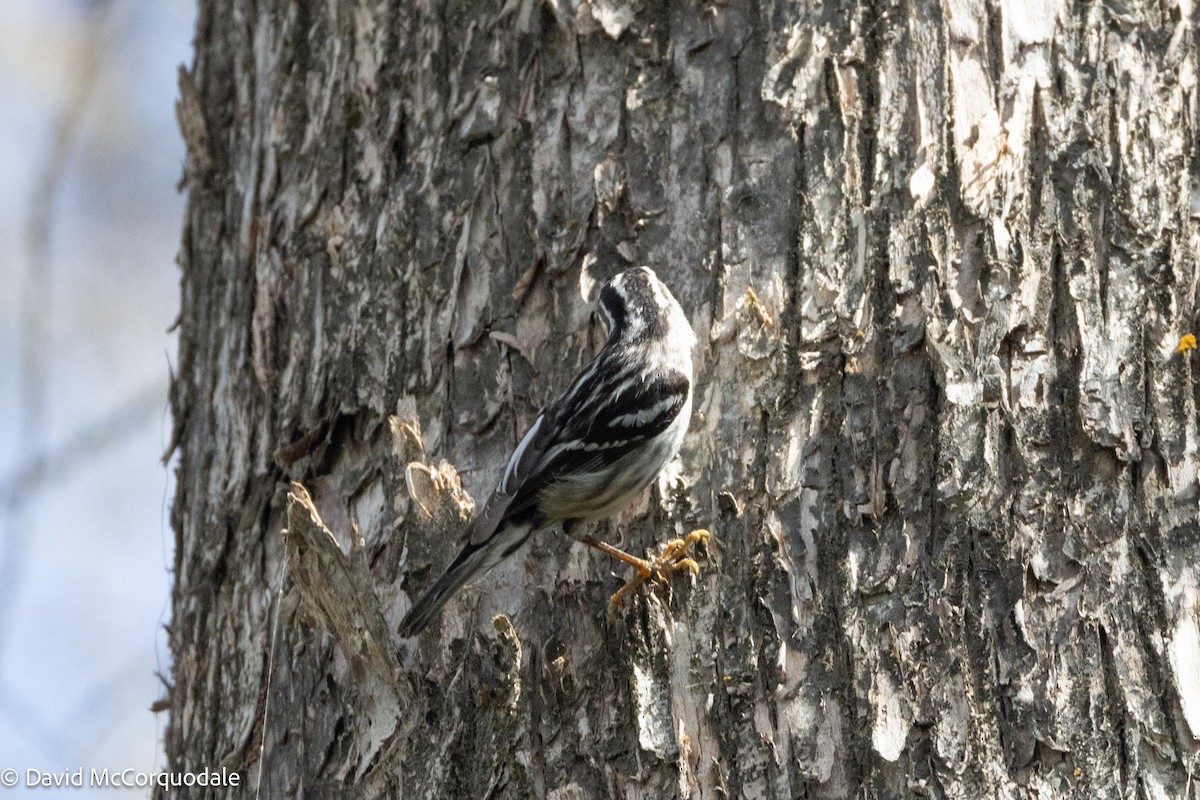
[498,368,689,520]
[593,369,689,439]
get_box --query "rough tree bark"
[165,0,1200,797]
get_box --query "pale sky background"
[0,0,194,795]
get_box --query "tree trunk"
[165,0,1200,797]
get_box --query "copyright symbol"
[0,769,17,787]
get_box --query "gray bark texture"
[165,0,1200,797]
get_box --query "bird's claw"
[672,557,700,575]
[608,529,713,609]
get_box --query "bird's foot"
[609,529,713,609]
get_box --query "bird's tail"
[397,521,533,637]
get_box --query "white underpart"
[539,387,692,522]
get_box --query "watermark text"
[1,767,240,790]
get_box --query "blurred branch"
[0,0,114,664]
[0,383,167,507]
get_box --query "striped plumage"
[398,267,695,636]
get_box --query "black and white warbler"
[398,267,699,636]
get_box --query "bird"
[398,266,704,636]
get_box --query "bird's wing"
[461,348,623,546]
[497,365,690,522]
[464,410,555,546]
[466,343,689,544]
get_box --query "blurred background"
[0,0,193,794]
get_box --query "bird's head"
[597,267,695,350]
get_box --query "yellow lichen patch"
[404,461,475,521]
[1177,333,1197,354]
[393,418,424,453]
[744,287,775,329]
